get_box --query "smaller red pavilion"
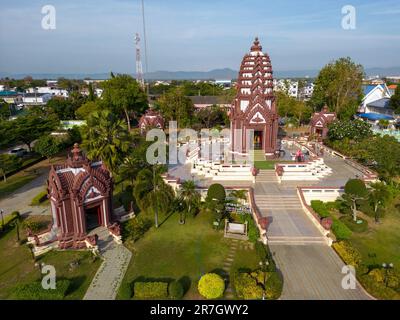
[47,143,113,249]
[310,106,337,139]
[138,109,164,134]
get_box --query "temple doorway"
[85,205,102,230]
[254,131,263,150]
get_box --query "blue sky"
[0,0,399,74]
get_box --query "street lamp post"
[259,260,270,300]
[382,263,394,287]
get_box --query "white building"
[214,79,232,88]
[0,85,5,91]
[359,84,392,111]
[26,87,69,98]
[273,79,298,98]
[23,93,52,105]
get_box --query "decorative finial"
[72,143,81,161]
[251,37,262,52]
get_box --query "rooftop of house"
[23,93,51,98]
[366,98,391,109]
[0,90,19,96]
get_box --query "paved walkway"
[0,170,50,217]
[84,228,132,300]
[270,244,370,300]
[254,180,325,243]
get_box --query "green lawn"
[117,212,260,299]
[350,212,400,268]
[0,172,39,200]
[254,161,276,170]
[0,217,101,299]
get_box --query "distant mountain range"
[1,66,400,80]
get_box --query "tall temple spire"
[229,37,278,157]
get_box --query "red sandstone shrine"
[230,37,279,157]
[47,143,113,249]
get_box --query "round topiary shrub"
[344,179,367,197]
[168,280,184,299]
[207,184,226,203]
[198,273,225,299]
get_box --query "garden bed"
[117,211,261,300]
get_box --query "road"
[0,169,50,217]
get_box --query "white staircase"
[254,193,301,210]
[256,170,278,183]
[267,235,328,245]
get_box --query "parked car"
[9,148,27,157]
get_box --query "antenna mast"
[135,32,145,89]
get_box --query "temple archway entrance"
[254,130,263,150]
[85,205,102,230]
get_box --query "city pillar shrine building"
[47,143,113,249]
[230,37,279,157]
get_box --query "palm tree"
[179,180,200,224]
[81,110,130,176]
[134,166,174,228]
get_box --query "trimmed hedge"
[11,280,70,300]
[168,281,184,299]
[134,281,169,299]
[331,218,352,240]
[332,240,362,267]
[30,190,48,206]
[310,200,330,218]
[234,272,264,300]
[238,214,259,243]
[264,272,283,300]
[198,273,225,299]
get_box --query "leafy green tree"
[205,183,226,223]
[34,135,61,162]
[311,57,364,119]
[133,166,175,228]
[277,91,311,125]
[343,179,368,221]
[75,101,100,120]
[369,182,391,223]
[100,74,148,131]
[179,180,200,223]
[327,119,372,141]
[157,87,195,128]
[389,85,400,114]
[0,154,21,182]
[0,100,12,120]
[195,105,228,129]
[81,110,130,176]
[11,111,58,151]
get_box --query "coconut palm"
[179,180,200,224]
[134,166,174,228]
[81,110,130,176]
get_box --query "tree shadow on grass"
[178,276,191,296]
[65,276,87,297]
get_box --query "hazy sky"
[1,0,399,74]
